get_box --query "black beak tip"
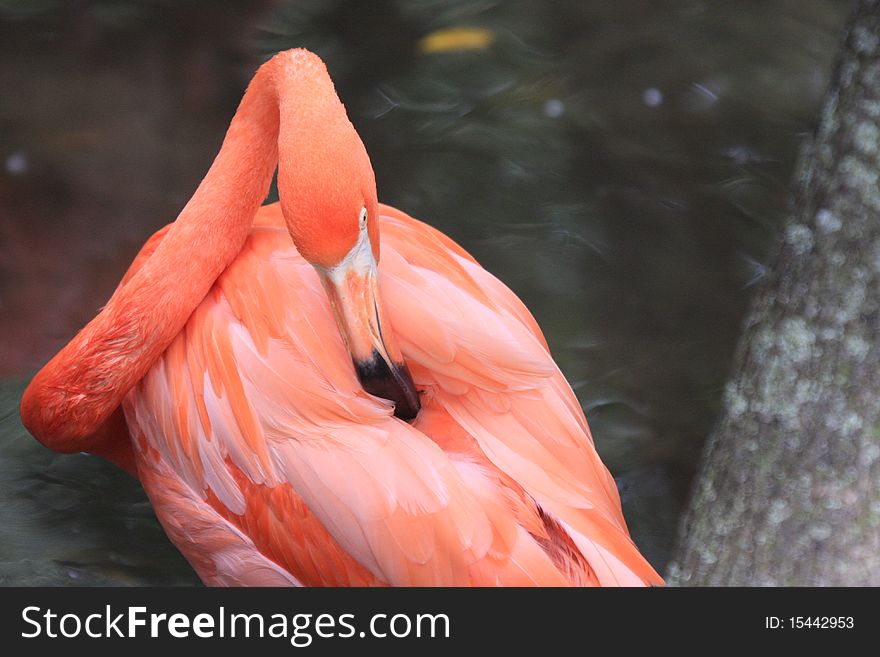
[355,352,421,421]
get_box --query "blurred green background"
[0,0,852,584]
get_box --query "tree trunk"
[667,0,880,586]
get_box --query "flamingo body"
[124,203,659,586]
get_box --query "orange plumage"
[20,49,662,586]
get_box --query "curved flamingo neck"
[21,50,342,451]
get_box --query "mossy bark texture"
[668,0,880,586]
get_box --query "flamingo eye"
[359,207,368,230]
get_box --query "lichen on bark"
[668,0,880,586]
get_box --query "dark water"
[0,0,852,584]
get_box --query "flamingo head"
[276,70,420,420]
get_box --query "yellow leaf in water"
[417,27,495,55]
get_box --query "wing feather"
[379,206,661,586]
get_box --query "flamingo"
[20,49,662,587]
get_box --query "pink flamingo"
[21,49,662,586]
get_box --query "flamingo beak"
[317,233,420,421]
